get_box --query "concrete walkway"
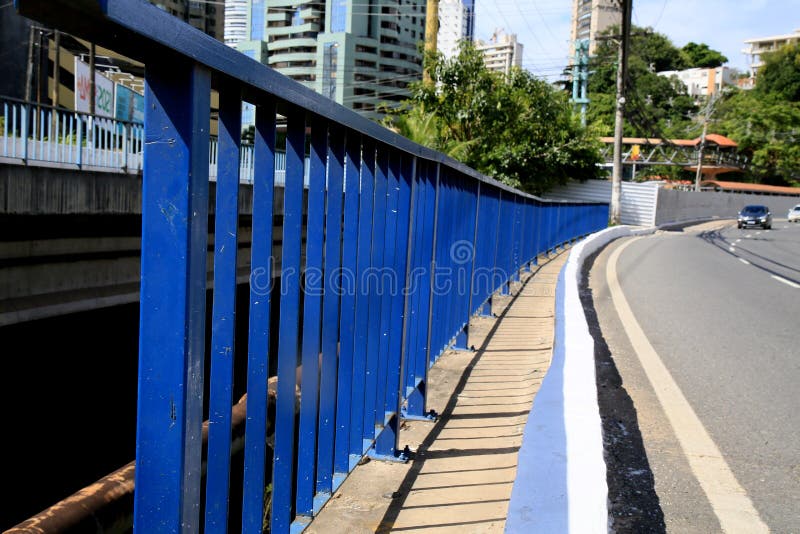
[308,250,569,534]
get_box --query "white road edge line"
[728,246,736,252]
[771,275,800,289]
[607,237,769,534]
[739,259,750,265]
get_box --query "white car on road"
[789,204,800,223]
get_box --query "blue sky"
[472,0,799,79]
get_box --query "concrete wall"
[0,164,263,216]
[655,189,800,226]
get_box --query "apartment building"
[570,0,620,55]
[151,0,223,40]
[657,66,734,99]
[742,29,800,79]
[437,0,475,60]
[224,0,249,47]
[475,31,522,76]
[238,0,425,118]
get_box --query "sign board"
[114,84,144,124]
[74,57,115,118]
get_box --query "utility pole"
[424,0,439,84]
[694,115,708,191]
[694,92,720,191]
[52,30,61,109]
[89,42,96,115]
[610,0,632,226]
[25,25,36,102]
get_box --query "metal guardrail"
[1,96,144,172]
[16,1,609,533]
[1,97,308,184]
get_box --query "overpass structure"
[599,135,748,177]
[6,1,609,532]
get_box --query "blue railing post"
[203,83,242,533]
[272,105,307,534]
[315,122,345,499]
[333,130,362,482]
[350,139,376,458]
[133,60,211,534]
[295,117,328,521]
[242,96,277,534]
[413,163,440,411]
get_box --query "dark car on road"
[737,205,772,229]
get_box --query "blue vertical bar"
[134,61,210,533]
[241,97,276,534]
[334,131,361,478]
[363,147,387,440]
[426,164,440,359]
[271,106,306,534]
[373,149,398,434]
[376,153,414,458]
[406,163,435,417]
[466,181,481,318]
[350,141,375,458]
[403,164,425,398]
[316,125,345,495]
[295,118,327,518]
[204,83,242,534]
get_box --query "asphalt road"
[586,219,800,533]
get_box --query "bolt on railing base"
[402,407,439,422]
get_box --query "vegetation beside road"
[384,43,602,195]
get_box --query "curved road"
[587,220,799,533]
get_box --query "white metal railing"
[1,97,144,172]
[2,96,310,184]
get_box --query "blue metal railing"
[16,1,608,533]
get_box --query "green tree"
[588,26,699,138]
[712,41,800,186]
[756,41,800,102]
[717,90,800,186]
[680,42,728,68]
[385,43,602,194]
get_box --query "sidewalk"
[307,250,570,534]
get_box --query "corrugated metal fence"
[546,179,659,226]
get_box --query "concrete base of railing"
[505,225,655,534]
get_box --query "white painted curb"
[506,226,656,534]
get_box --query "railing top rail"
[15,0,607,206]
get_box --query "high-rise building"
[437,0,475,60]
[476,31,522,76]
[150,0,223,40]
[570,0,620,55]
[238,0,425,119]
[224,0,249,47]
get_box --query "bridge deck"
[306,250,569,533]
